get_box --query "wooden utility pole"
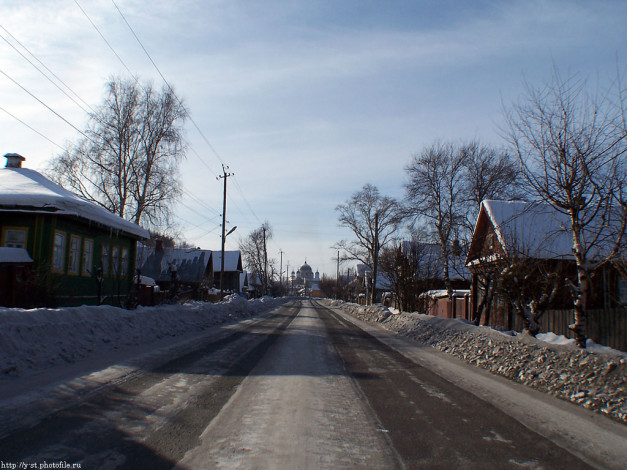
[217,164,233,299]
[336,251,340,300]
[262,225,268,295]
[371,212,379,305]
[279,249,284,293]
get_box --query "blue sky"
[1,0,626,276]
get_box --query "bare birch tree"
[335,184,403,304]
[379,240,441,313]
[47,76,188,231]
[461,141,522,233]
[240,222,275,296]
[405,142,467,298]
[504,70,627,347]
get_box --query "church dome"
[299,261,314,279]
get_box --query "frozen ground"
[0,295,291,438]
[0,295,291,383]
[1,295,624,441]
[322,300,627,424]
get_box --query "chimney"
[4,153,25,168]
[155,239,164,252]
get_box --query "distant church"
[290,261,323,297]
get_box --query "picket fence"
[540,308,627,352]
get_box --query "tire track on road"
[316,302,592,469]
[0,302,301,469]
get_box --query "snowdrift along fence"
[542,308,626,352]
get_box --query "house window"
[121,247,129,276]
[82,239,94,275]
[619,277,627,305]
[487,232,495,251]
[101,244,110,276]
[112,246,120,276]
[68,235,81,275]
[52,231,66,272]
[2,227,27,248]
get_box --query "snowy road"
[1,299,625,469]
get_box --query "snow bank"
[323,300,627,424]
[0,295,289,380]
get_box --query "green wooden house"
[0,153,149,307]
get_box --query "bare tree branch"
[46,76,187,232]
[503,69,627,347]
[334,184,404,304]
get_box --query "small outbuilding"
[212,251,243,294]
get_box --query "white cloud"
[1,0,626,274]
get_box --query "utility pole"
[371,212,379,305]
[217,164,233,299]
[262,225,268,295]
[336,251,340,300]
[279,249,284,294]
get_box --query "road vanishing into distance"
[1,300,625,469]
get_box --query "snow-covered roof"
[0,167,149,239]
[239,271,249,290]
[137,245,213,283]
[420,289,471,299]
[0,247,33,264]
[401,241,470,281]
[375,273,393,290]
[482,200,573,259]
[134,275,156,286]
[212,251,243,273]
[354,264,371,277]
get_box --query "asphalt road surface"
[0,299,624,469]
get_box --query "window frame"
[52,230,67,273]
[1,226,28,249]
[618,276,627,305]
[101,243,110,277]
[112,245,120,277]
[68,235,82,275]
[82,238,94,276]
[121,247,129,277]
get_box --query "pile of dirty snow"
[0,295,289,380]
[323,300,627,424]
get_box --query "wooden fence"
[540,308,627,352]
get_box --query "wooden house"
[465,200,626,329]
[0,153,149,307]
[137,242,214,300]
[212,251,243,293]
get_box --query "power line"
[0,105,64,150]
[110,0,264,228]
[71,1,230,240]
[0,3,234,247]
[0,66,95,144]
[111,0,225,168]
[177,199,221,222]
[187,146,219,178]
[0,25,96,116]
[73,0,136,80]
[78,1,223,182]
[186,224,222,239]
[184,190,221,216]
[232,176,262,223]
[173,212,220,232]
